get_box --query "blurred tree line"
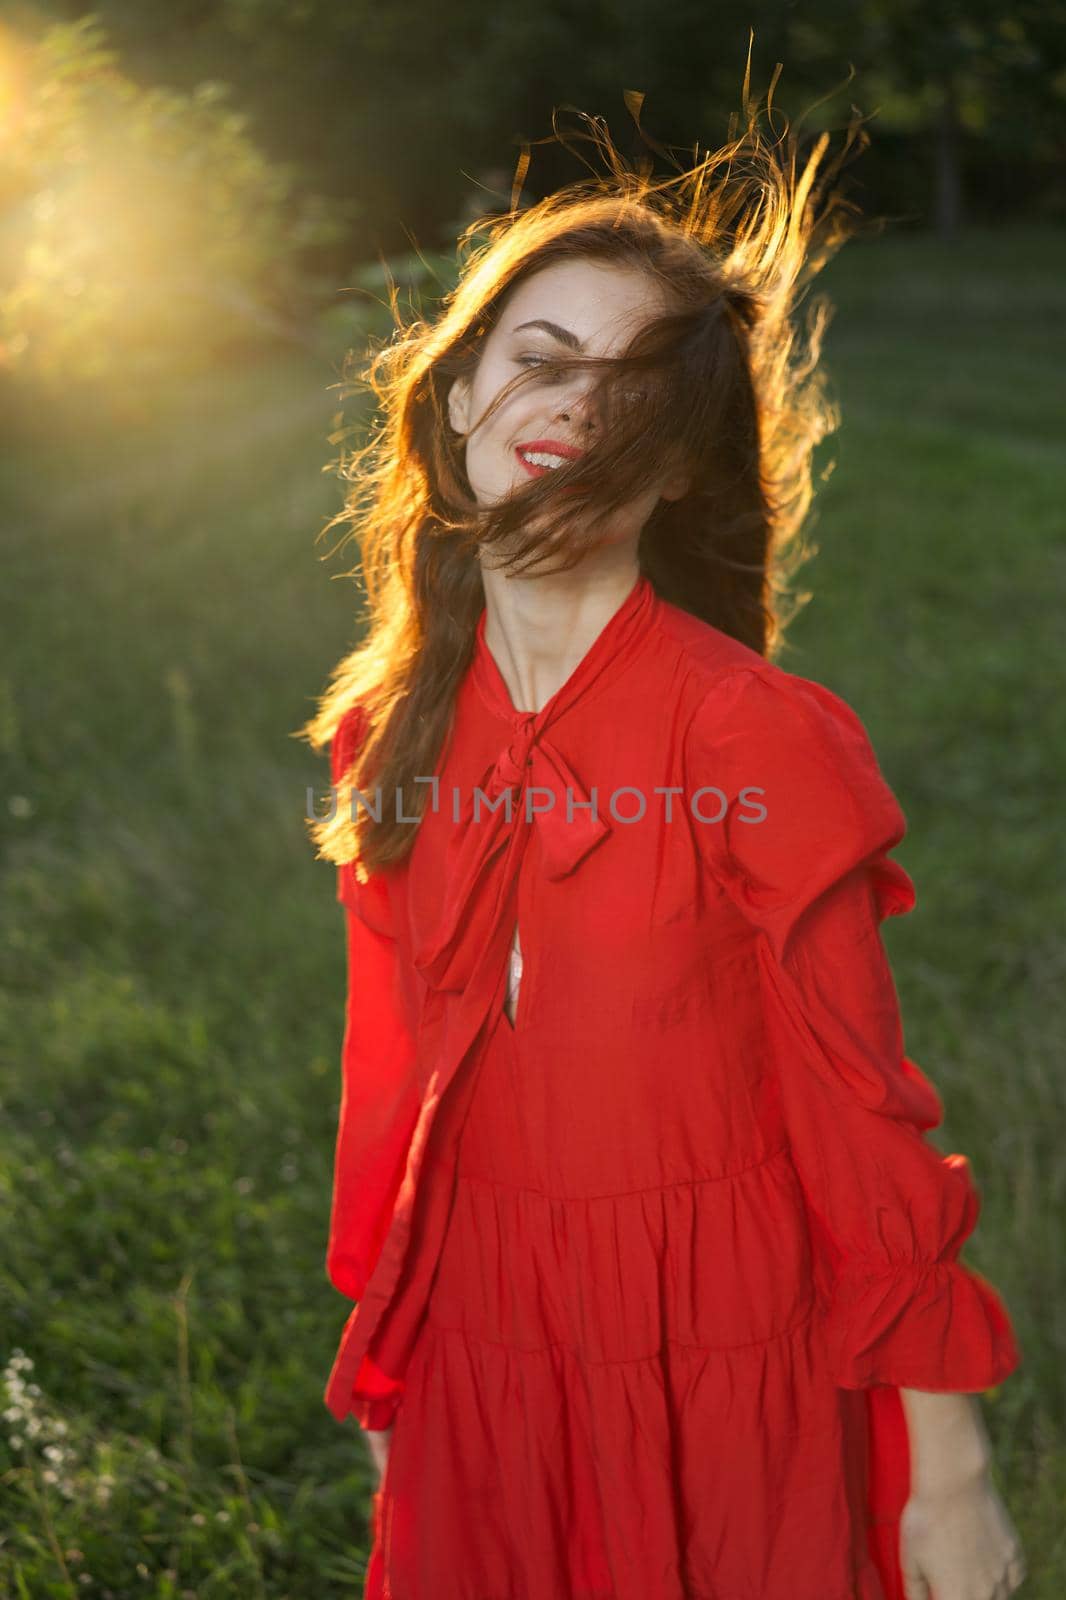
[1,0,1063,386]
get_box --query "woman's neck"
[478,549,641,715]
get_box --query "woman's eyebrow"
[511,318,585,351]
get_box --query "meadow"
[1,223,1063,1596]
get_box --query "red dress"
[323,573,1021,1600]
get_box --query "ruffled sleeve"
[688,666,1022,1393]
[326,706,420,1428]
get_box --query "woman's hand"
[900,1469,1027,1600]
[363,1422,394,1485]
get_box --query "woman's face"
[447,258,690,551]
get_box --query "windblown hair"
[302,63,873,882]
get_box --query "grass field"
[1,223,1063,1597]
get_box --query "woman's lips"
[514,447,583,493]
[515,447,557,478]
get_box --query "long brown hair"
[302,67,872,882]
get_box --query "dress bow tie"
[483,715,611,876]
[411,719,610,993]
[411,576,655,996]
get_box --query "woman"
[305,91,1026,1600]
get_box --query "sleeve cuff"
[354,1394,401,1431]
[824,1256,1022,1392]
[325,1338,405,1430]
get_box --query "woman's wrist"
[898,1388,993,1500]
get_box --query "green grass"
[1,222,1063,1595]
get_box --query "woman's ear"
[448,374,471,436]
